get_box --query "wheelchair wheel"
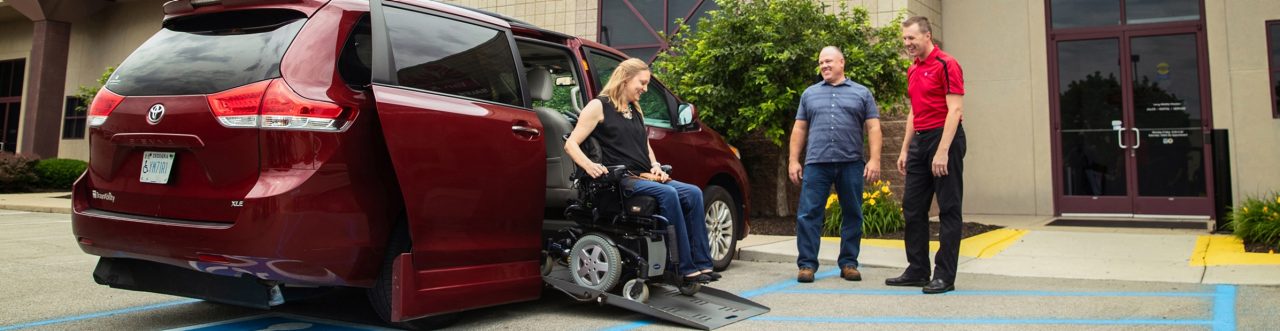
[622,279,649,303]
[678,280,701,296]
[569,234,623,291]
[540,251,554,276]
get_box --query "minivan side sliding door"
[369,0,545,321]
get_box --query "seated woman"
[563,58,719,283]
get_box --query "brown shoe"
[797,268,815,283]
[841,266,862,281]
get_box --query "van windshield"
[105,9,307,96]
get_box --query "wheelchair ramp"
[544,268,770,330]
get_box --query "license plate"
[140,151,176,184]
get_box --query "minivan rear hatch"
[85,9,308,223]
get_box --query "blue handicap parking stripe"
[773,288,1218,297]
[1213,285,1236,331]
[0,299,202,331]
[751,316,1216,326]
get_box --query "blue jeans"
[796,161,865,270]
[624,178,713,276]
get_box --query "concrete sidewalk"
[7,193,1278,285]
[736,214,1280,286]
[0,192,72,214]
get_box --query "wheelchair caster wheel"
[622,279,649,303]
[678,281,701,296]
[540,252,555,276]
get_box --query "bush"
[654,0,909,145]
[0,153,40,193]
[1228,193,1280,250]
[823,180,904,237]
[35,158,88,190]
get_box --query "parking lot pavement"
[4,209,1279,331]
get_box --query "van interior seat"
[527,68,577,209]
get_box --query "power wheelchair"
[542,163,707,302]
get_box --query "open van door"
[369,0,546,322]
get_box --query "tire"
[621,279,649,303]
[569,234,623,292]
[677,281,701,296]
[703,186,739,271]
[367,222,459,330]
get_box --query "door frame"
[1045,1,1215,217]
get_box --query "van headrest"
[528,68,553,101]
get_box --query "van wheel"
[367,222,459,330]
[569,234,622,292]
[703,186,738,271]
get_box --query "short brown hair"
[903,16,931,34]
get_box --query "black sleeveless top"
[590,96,651,174]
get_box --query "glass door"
[1127,32,1212,216]
[1051,30,1213,217]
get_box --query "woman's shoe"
[683,273,711,284]
[703,271,722,281]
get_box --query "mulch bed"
[749,216,1003,240]
[1243,241,1278,254]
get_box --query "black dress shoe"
[922,279,954,294]
[704,271,722,281]
[683,273,712,284]
[884,274,929,287]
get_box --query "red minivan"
[71,0,749,328]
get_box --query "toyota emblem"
[147,104,165,125]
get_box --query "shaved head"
[818,46,846,84]
[820,46,844,59]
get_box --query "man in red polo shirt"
[884,16,967,294]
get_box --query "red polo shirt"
[907,45,964,131]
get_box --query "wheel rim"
[574,244,610,286]
[705,200,734,261]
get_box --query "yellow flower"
[1243,207,1249,213]
[1265,206,1271,213]
[1275,196,1280,204]
[862,192,870,199]
[868,199,877,206]
[886,181,891,186]
[881,185,890,193]
[826,195,839,209]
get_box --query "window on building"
[598,0,719,62]
[0,58,24,153]
[1049,0,1201,29]
[63,96,86,139]
[1269,20,1280,118]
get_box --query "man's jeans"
[796,161,865,270]
[624,178,713,276]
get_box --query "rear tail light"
[87,88,124,127]
[206,78,349,131]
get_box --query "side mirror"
[676,103,696,129]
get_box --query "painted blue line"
[598,268,839,330]
[1212,285,1236,331]
[0,299,202,331]
[752,316,1214,326]
[774,289,1217,298]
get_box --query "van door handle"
[512,125,540,137]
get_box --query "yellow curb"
[1190,235,1280,266]
[821,228,1028,259]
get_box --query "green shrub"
[34,158,87,190]
[0,153,40,193]
[823,180,904,237]
[1228,193,1280,250]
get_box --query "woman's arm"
[565,100,608,178]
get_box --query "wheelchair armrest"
[604,165,629,182]
[660,164,672,175]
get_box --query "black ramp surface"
[1046,219,1208,229]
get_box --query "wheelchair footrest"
[543,267,770,330]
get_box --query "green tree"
[653,0,909,145]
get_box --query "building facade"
[1,0,1276,221]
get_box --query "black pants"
[902,125,966,283]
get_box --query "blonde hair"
[599,58,649,114]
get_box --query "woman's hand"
[584,163,609,178]
[647,166,670,183]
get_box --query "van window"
[338,15,372,88]
[385,7,523,106]
[106,9,307,96]
[584,50,676,128]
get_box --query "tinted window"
[339,15,372,87]
[106,10,306,95]
[1125,0,1199,25]
[1050,0,1119,29]
[386,7,522,106]
[585,50,673,128]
